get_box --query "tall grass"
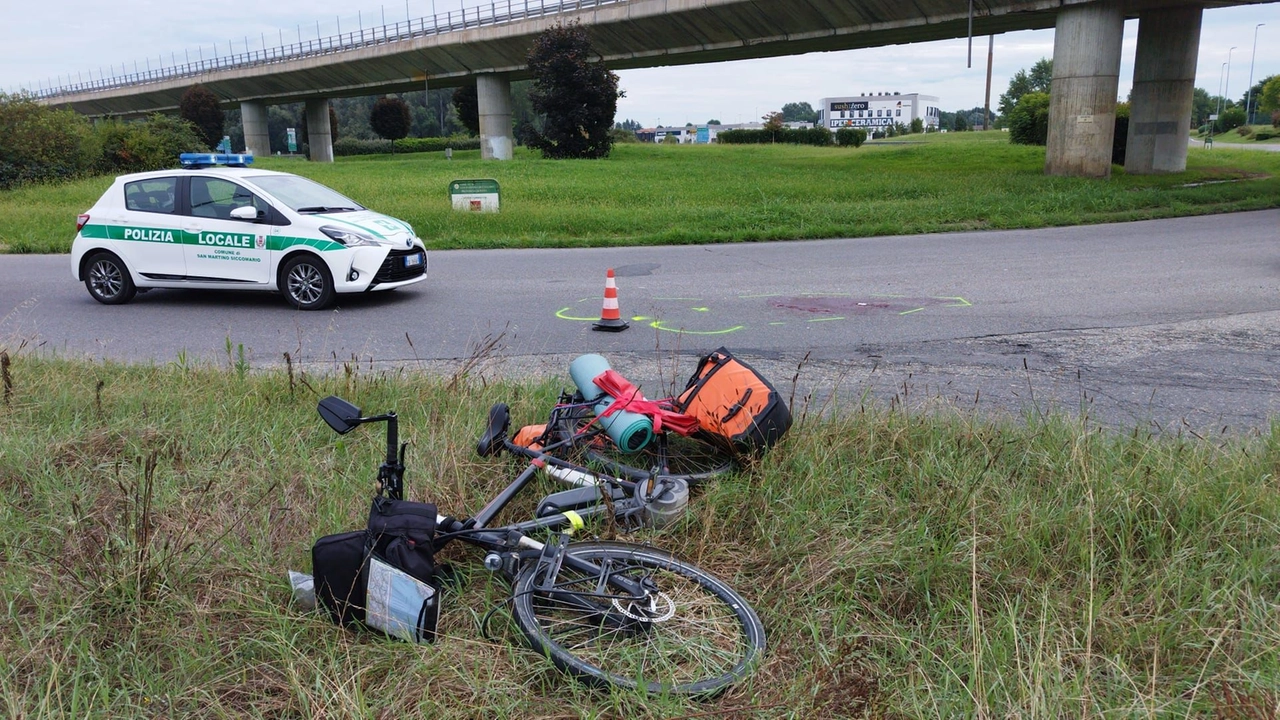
[2,353,1278,717]
[3,132,1278,253]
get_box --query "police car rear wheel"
[84,252,137,305]
[281,255,334,310]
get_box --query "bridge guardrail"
[25,0,627,101]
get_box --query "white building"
[818,93,941,131]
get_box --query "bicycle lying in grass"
[314,395,766,696]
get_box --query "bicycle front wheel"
[510,541,765,696]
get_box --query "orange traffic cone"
[592,268,629,332]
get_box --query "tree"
[953,112,969,132]
[997,58,1053,119]
[1259,76,1280,115]
[781,102,818,124]
[526,21,622,159]
[452,84,479,135]
[706,118,721,125]
[1191,87,1215,128]
[909,117,923,134]
[1242,73,1277,120]
[370,97,411,151]
[1008,92,1051,145]
[179,84,224,150]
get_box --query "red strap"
[592,370,700,436]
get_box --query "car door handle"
[182,225,201,233]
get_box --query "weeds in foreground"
[1,355,1279,717]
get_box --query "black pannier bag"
[312,530,373,626]
[311,498,441,643]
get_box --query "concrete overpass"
[37,0,1276,176]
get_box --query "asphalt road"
[3,210,1278,433]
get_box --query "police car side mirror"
[229,206,258,221]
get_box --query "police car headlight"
[320,225,378,247]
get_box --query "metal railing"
[26,0,628,100]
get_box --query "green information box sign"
[449,178,500,213]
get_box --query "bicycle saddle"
[476,403,511,457]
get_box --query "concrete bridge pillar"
[1045,1,1125,177]
[305,98,334,163]
[241,100,270,157]
[477,73,513,161]
[1125,7,1202,174]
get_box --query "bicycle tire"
[585,432,735,486]
[510,541,766,696]
[549,408,735,485]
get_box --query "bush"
[1272,110,1279,129]
[332,135,480,157]
[94,114,206,174]
[0,92,98,189]
[1008,92,1051,146]
[835,127,867,148]
[1236,125,1254,137]
[717,127,833,146]
[1254,131,1276,141]
[1214,107,1246,133]
[609,127,639,144]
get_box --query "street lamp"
[1217,61,1228,131]
[1224,46,1237,109]
[1245,24,1265,124]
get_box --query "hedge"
[333,136,481,156]
[717,127,834,146]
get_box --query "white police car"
[70,153,428,310]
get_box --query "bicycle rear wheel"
[510,541,766,696]
[583,431,734,485]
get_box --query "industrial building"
[818,93,941,131]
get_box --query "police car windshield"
[247,175,365,214]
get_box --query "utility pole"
[983,35,994,130]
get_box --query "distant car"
[70,154,427,310]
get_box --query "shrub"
[179,85,223,150]
[1214,107,1246,133]
[835,127,866,148]
[332,135,480,157]
[94,114,206,174]
[1008,92,1051,146]
[1254,131,1276,141]
[1236,125,1253,137]
[1271,110,1280,129]
[609,127,639,144]
[0,92,98,189]
[717,127,833,147]
[909,117,923,134]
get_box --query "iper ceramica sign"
[449,179,500,213]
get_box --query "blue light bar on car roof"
[179,153,254,168]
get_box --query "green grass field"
[2,355,1279,717]
[2,131,1278,254]
[1195,124,1280,145]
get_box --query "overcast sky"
[1,1,1275,126]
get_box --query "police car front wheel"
[84,252,137,305]
[281,255,335,311]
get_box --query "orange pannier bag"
[674,347,792,454]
